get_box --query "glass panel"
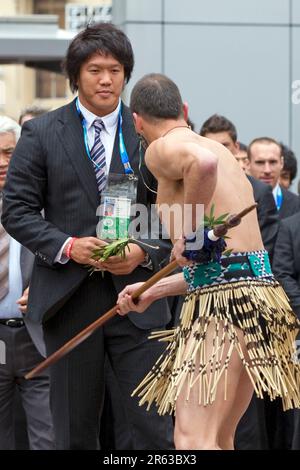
[33,0,66,98]
[33,0,66,28]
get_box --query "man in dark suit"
[273,213,300,319]
[247,137,300,220]
[199,115,278,262]
[279,143,298,191]
[247,137,300,449]
[245,174,278,262]
[279,186,300,219]
[0,116,53,450]
[2,23,173,450]
[272,213,300,449]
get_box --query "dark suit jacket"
[272,212,300,319]
[20,246,34,291]
[279,187,300,220]
[2,100,172,329]
[20,246,46,356]
[246,175,278,262]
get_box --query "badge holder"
[97,173,138,241]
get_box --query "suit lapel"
[56,101,139,206]
[56,100,99,209]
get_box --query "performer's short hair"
[130,73,183,121]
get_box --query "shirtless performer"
[117,73,300,450]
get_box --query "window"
[33,0,66,28]
[36,70,67,99]
[65,3,112,32]
[33,0,67,99]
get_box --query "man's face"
[279,170,291,189]
[248,142,283,188]
[235,149,249,172]
[77,53,125,117]
[0,132,16,191]
[204,131,239,155]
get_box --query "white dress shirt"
[0,237,23,318]
[77,97,121,172]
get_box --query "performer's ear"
[183,102,189,122]
[133,112,143,133]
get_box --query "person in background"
[272,213,300,449]
[186,117,195,131]
[19,105,49,127]
[199,114,278,264]
[279,143,298,190]
[0,116,54,450]
[15,103,51,449]
[247,136,300,448]
[236,142,249,172]
[248,137,300,219]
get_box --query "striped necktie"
[91,119,107,193]
[0,198,9,300]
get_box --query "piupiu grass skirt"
[132,250,300,414]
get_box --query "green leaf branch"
[88,238,159,275]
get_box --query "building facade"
[0,0,111,121]
[114,0,300,189]
[0,0,299,187]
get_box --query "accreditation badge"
[97,173,138,240]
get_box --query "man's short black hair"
[130,73,183,120]
[280,142,298,182]
[239,142,248,152]
[200,114,237,143]
[63,22,134,93]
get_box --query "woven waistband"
[183,249,273,290]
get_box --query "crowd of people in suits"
[1,22,300,450]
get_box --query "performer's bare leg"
[218,368,254,449]
[174,321,253,450]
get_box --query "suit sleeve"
[134,170,172,271]
[1,120,69,266]
[272,220,300,318]
[256,186,279,263]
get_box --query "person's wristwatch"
[140,252,153,270]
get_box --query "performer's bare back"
[145,128,264,252]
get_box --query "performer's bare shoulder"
[145,128,263,252]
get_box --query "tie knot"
[93,119,105,133]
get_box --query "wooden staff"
[25,202,257,380]
[213,203,257,238]
[25,259,179,380]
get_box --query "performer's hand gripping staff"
[25,203,257,380]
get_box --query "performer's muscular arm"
[117,272,187,315]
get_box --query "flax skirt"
[132,279,300,414]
